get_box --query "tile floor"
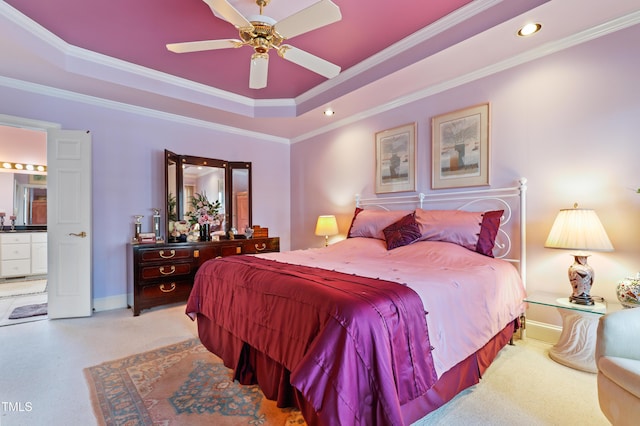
[0,278,48,326]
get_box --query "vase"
[616,273,640,308]
[199,223,210,241]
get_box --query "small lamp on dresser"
[544,203,614,305]
[315,215,339,247]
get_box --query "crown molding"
[0,75,290,144]
[290,11,640,144]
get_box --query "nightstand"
[524,291,623,373]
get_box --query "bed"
[186,179,528,425]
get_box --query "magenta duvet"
[187,255,438,425]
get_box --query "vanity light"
[0,161,47,173]
[517,22,542,37]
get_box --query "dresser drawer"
[0,233,31,244]
[1,243,30,260]
[139,279,193,301]
[242,238,280,254]
[1,259,31,277]
[139,247,193,262]
[139,262,193,280]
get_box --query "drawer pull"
[159,265,176,275]
[159,250,176,259]
[160,283,176,293]
[255,243,267,251]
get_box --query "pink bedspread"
[187,255,438,426]
[258,238,526,376]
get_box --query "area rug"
[85,338,306,426]
[8,302,48,319]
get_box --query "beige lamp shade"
[315,215,339,237]
[544,207,613,252]
[315,215,338,246]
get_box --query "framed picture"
[29,174,47,184]
[431,103,490,189]
[375,123,416,194]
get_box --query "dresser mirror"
[164,150,251,240]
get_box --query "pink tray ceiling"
[4,0,474,99]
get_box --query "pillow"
[348,208,413,240]
[476,210,503,257]
[382,213,422,250]
[346,207,364,238]
[414,209,503,257]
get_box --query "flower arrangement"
[188,192,222,229]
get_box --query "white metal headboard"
[355,178,527,288]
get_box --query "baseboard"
[524,319,562,344]
[93,294,128,312]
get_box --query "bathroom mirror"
[164,150,251,241]
[10,173,47,227]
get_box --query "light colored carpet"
[416,338,608,425]
[0,304,610,425]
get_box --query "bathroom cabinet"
[0,232,47,278]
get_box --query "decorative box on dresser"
[127,237,279,316]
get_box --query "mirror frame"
[165,150,252,241]
[228,161,252,233]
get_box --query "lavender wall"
[0,89,291,306]
[291,23,640,323]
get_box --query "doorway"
[0,122,48,325]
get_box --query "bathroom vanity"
[0,231,47,278]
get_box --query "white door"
[47,129,92,318]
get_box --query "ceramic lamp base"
[568,255,594,306]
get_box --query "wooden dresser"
[127,237,279,316]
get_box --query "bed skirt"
[194,314,518,426]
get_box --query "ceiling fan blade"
[166,39,241,53]
[203,0,252,29]
[274,0,341,39]
[249,53,269,89]
[279,45,340,79]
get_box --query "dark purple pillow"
[347,207,364,238]
[475,210,504,257]
[383,213,422,250]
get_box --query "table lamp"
[315,215,338,247]
[544,204,613,305]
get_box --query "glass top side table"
[524,291,623,373]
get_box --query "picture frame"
[431,103,490,189]
[375,123,416,194]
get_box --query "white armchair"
[596,307,640,425]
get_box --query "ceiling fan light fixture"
[249,53,269,89]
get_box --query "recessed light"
[323,108,335,117]
[517,22,542,37]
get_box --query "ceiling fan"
[167,0,342,89]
